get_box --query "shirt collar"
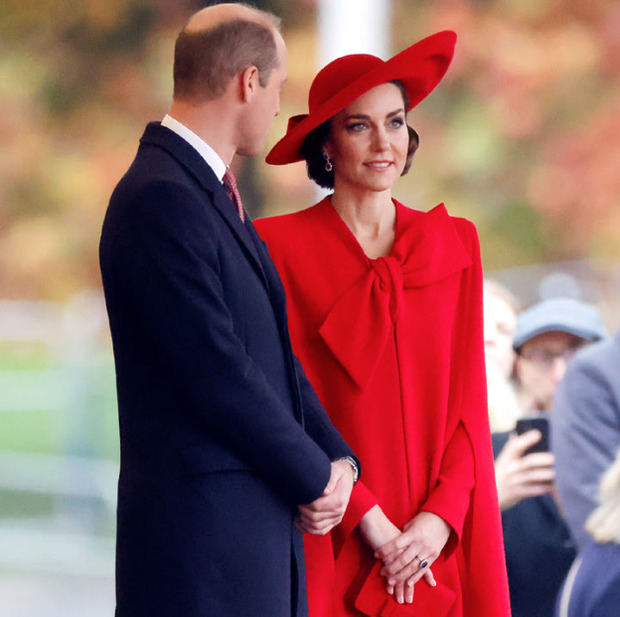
[161,114,227,182]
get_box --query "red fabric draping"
[256,198,510,617]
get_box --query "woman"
[255,31,509,617]
[483,279,522,432]
[555,447,620,617]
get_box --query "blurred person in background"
[554,446,620,617]
[256,31,510,617]
[551,328,619,549]
[99,4,358,617]
[483,279,522,432]
[512,298,606,416]
[492,297,607,617]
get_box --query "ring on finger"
[414,556,429,569]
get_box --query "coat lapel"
[140,122,268,289]
[244,218,293,339]
[243,219,286,303]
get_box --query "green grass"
[0,409,59,454]
[0,341,119,524]
[0,491,56,517]
[0,341,54,370]
[0,341,119,460]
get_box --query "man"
[492,297,606,617]
[99,5,358,617]
[551,327,619,549]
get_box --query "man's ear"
[239,65,259,103]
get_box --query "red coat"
[256,198,510,617]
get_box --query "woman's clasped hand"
[359,506,451,604]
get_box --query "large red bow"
[318,204,471,390]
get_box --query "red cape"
[256,199,510,617]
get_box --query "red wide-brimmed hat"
[266,30,457,165]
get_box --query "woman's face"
[325,83,409,194]
[483,288,517,379]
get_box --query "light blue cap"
[513,297,607,349]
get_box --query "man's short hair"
[173,11,281,103]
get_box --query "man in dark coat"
[99,5,358,616]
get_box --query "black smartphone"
[515,415,550,454]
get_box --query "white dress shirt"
[161,114,227,182]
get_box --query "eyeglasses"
[519,346,583,368]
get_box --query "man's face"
[515,330,586,411]
[237,30,287,156]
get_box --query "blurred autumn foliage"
[1,0,619,301]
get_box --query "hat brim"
[513,324,604,350]
[512,298,608,350]
[266,30,456,166]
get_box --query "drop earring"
[323,151,333,172]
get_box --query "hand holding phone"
[515,415,550,455]
[495,416,554,510]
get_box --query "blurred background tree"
[1,0,619,302]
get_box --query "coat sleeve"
[551,352,620,547]
[252,216,360,474]
[336,481,380,544]
[420,420,475,548]
[448,219,511,615]
[293,355,361,472]
[119,180,332,505]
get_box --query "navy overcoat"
[99,122,358,617]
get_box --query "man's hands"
[296,459,355,535]
[495,429,554,510]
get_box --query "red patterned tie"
[222,167,245,222]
